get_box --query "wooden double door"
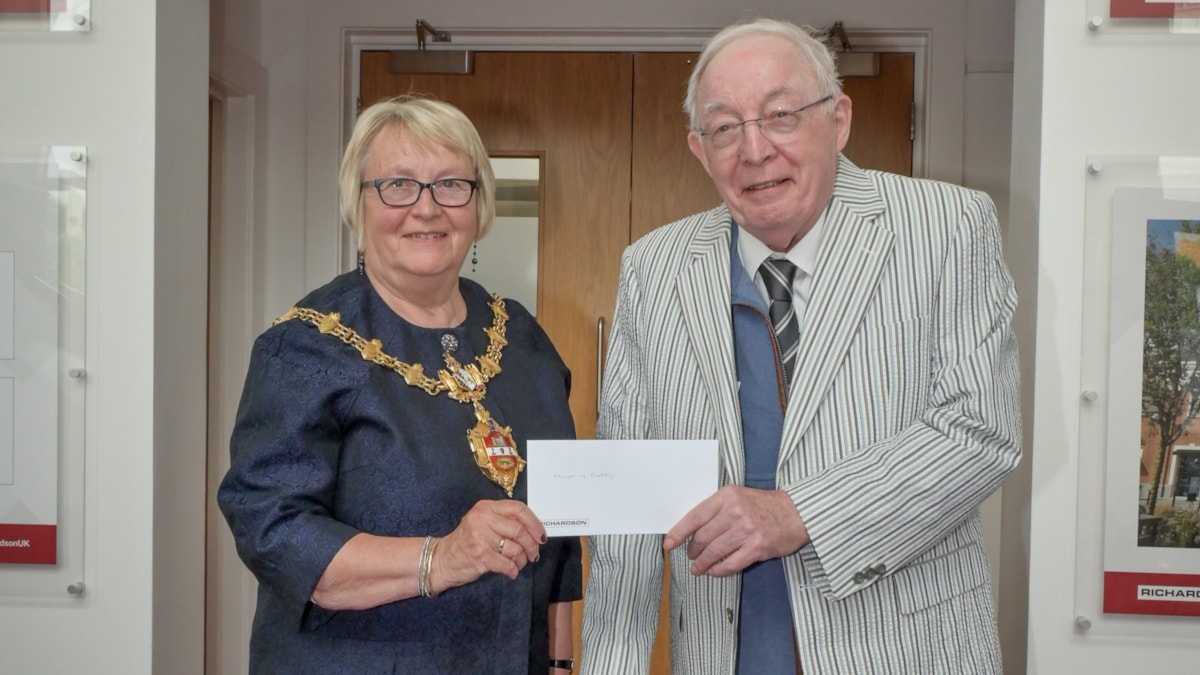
[360,48,914,673]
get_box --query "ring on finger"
[498,537,506,553]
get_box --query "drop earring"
[357,252,365,276]
[471,242,479,273]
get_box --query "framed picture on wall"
[0,145,87,599]
[1101,185,1200,616]
[0,0,89,31]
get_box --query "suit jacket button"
[853,572,866,584]
[726,608,734,623]
[874,563,887,575]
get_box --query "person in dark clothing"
[219,95,580,674]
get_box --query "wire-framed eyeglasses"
[696,94,835,151]
[360,177,479,208]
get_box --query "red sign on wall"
[0,524,57,565]
[0,0,66,12]
[1104,571,1200,616]
[1111,0,1200,18]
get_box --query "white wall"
[964,1,1018,623]
[1000,1,1043,669]
[1012,1,1200,672]
[152,0,210,671]
[0,0,208,673]
[966,0,1016,237]
[208,1,268,672]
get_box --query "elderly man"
[581,17,1020,675]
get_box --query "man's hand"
[663,486,810,577]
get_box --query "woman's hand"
[430,499,548,593]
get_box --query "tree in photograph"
[1142,221,1200,516]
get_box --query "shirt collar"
[736,210,826,278]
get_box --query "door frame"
[207,47,269,674]
[338,26,930,271]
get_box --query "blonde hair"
[684,18,842,129]
[338,95,496,251]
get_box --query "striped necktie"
[759,257,800,388]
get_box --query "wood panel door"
[361,50,632,443]
[841,52,915,176]
[360,47,915,675]
[631,53,723,243]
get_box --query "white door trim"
[207,44,269,675]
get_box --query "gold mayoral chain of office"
[274,294,526,497]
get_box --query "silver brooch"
[440,333,459,355]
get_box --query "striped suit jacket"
[581,156,1021,674]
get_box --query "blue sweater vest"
[729,227,797,674]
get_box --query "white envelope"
[526,439,719,536]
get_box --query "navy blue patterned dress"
[218,272,581,674]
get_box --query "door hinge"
[909,102,916,141]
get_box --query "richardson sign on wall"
[1101,189,1200,617]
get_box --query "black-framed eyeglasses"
[696,94,835,151]
[360,177,479,207]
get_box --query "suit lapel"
[779,158,894,464]
[676,208,745,486]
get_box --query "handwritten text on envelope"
[526,439,718,536]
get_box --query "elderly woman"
[219,95,580,674]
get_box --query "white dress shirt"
[736,213,825,331]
